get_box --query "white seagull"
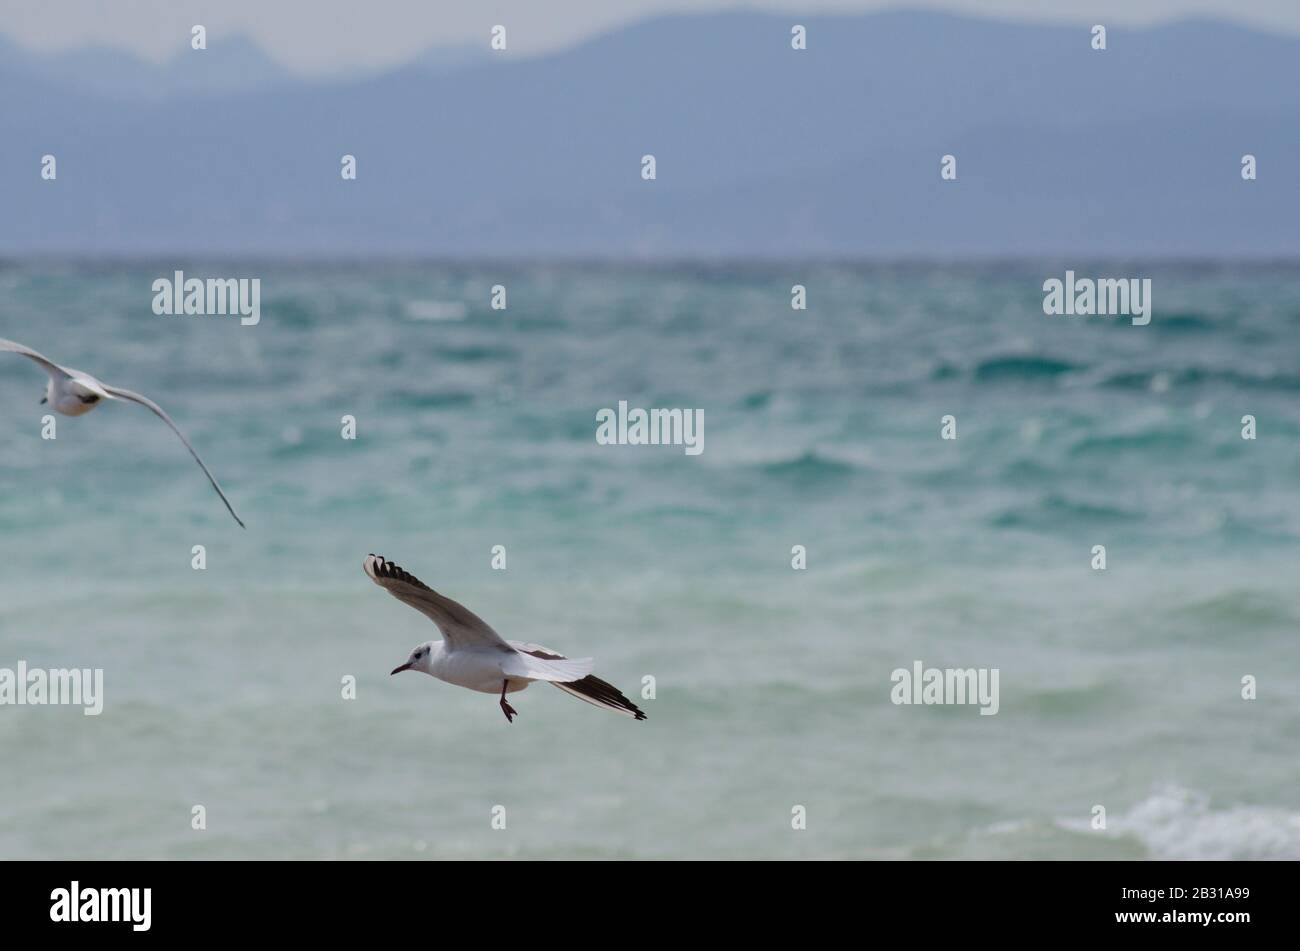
[1,336,245,527]
[365,554,646,722]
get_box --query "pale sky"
[4,0,1297,74]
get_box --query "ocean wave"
[997,457,1059,483]
[1004,681,1128,716]
[925,354,1084,385]
[438,345,515,363]
[1151,311,1215,333]
[404,299,467,321]
[973,354,1080,381]
[757,450,858,482]
[1057,785,1300,860]
[261,296,316,328]
[1067,429,1195,457]
[1102,367,1300,392]
[1171,590,1298,628]
[390,390,477,409]
[991,493,1140,529]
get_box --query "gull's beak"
[390,662,412,675]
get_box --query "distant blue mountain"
[0,32,487,101]
[2,12,1298,257]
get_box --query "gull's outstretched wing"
[508,641,642,717]
[364,554,515,652]
[0,337,71,379]
[101,385,245,528]
[500,641,594,683]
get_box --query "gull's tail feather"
[553,675,648,720]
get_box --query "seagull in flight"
[1,336,245,527]
[365,554,646,722]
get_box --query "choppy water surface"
[1,262,1298,858]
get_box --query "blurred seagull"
[365,554,646,722]
[1,336,245,527]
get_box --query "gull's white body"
[43,369,113,417]
[1,335,245,526]
[365,554,646,721]
[419,640,532,695]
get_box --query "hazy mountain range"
[3,11,1298,258]
[0,33,486,99]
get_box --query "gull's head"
[391,642,435,676]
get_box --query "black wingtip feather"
[562,674,648,720]
[369,554,433,591]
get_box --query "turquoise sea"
[1,261,1298,859]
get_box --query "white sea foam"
[405,299,467,321]
[1059,785,1300,860]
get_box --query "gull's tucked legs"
[499,679,517,723]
